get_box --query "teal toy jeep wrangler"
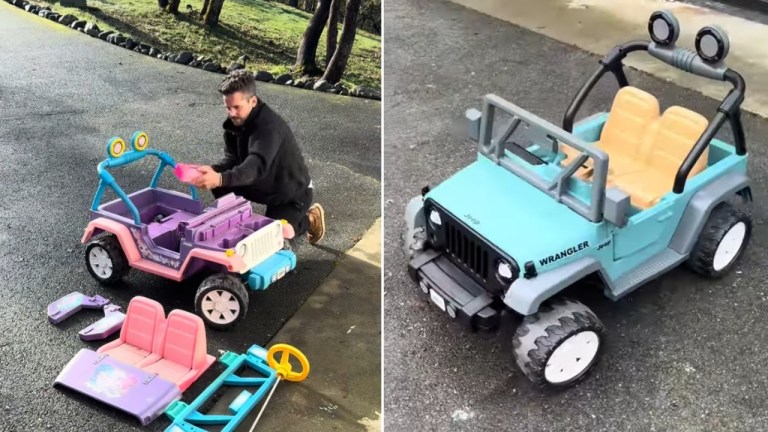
[404,11,752,387]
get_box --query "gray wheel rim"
[201,290,241,325]
[88,246,113,279]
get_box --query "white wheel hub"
[201,290,241,324]
[545,330,600,384]
[89,246,113,279]
[713,222,746,271]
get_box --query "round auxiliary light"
[131,131,149,152]
[695,25,730,63]
[648,10,680,45]
[107,137,127,159]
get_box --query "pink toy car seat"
[138,309,215,391]
[97,296,165,366]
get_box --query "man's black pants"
[211,186,313,236]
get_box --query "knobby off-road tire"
[686,202,752,279]
[513,298,605,388]
[85,234,130,285]
[195,273,249,331]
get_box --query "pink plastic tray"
[173,163,202,183]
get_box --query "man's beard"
[230,116,244,125]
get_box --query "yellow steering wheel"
[267,344,310,382]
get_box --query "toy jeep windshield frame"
[469,95,611,223]
[91,143,200,225]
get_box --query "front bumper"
[408,248,499,332]
[246,250,297,290]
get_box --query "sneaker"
[307,203,326,244]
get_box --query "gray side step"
[610,248,687,299]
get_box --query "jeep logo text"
[464,213,479,225]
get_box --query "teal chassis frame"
[165,345,278,432]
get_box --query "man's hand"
[192,166,222,190]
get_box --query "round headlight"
[429,208,442,226]
[648,10,680,45]
[236,243,247,257]
[695,25,729,63]
[497,260,514,282]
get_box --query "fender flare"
[402,195,427,257]
[669,171,752,255]
[503,257,607,315]
[183,249,245,274]
[81,218,142,262]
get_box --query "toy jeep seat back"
[562,85,712,208]
[403,10,752,388]
[610,103,709,208]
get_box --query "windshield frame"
[474,94,609,223]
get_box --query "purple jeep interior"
[94,188,274,256]
[181,193,273,249]
[100,188,204,225]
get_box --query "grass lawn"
[39,0,381,88]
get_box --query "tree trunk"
[288,0,298,7]
[294,0,331,76]
[203,0,225,26]
[325,0,341,65]
[200,0,211,18]
[322,0,361,83]
[167,0,180,14]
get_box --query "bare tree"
[322,0,361,83]
[326,0,341,65]
[203,0,225,26]
[167,0,180,13]
[200,0,211,18]
[294,0,331,76]
[301,0,317,11]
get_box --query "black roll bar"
[562,41,747,195]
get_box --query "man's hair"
[218,70,256,98]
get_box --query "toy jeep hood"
[425,156,602,268]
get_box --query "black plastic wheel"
[512,298,605,388]
[85,234,130,285]
[194,273,249,331]
[686,202,752,279]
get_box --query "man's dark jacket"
[211,100,311,206]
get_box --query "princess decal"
[86,364,139,398]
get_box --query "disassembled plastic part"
[47,292,125,341]
[79,304,126,341]
[164,343,310,432]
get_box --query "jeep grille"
[425,199,517,295]
[235,220,284,273]
[445,220,489,281]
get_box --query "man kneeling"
[193,70,326,244]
